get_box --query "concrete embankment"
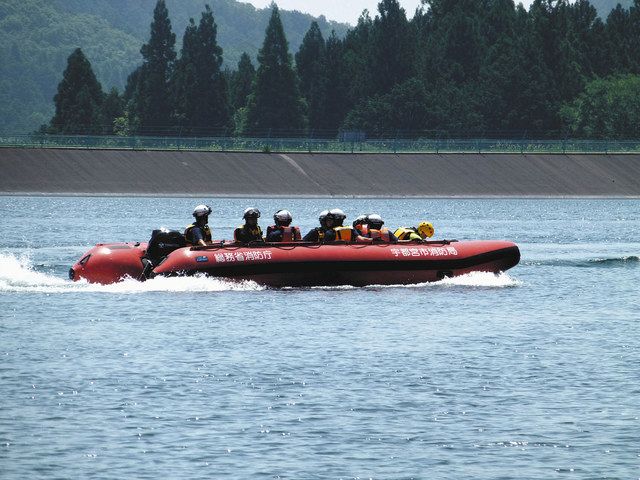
[1,148,639,197]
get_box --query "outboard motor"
[142,228,186,278]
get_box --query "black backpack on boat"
[146,229,186,265]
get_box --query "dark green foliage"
[322,32,351,134]
[48,48,104,134]
[368,0,413,95]
[343,78,431,136]
[101,88,124,134]
[173,5,231,134]
[295,22,328,133]
[244,6,306,136]
[561,74,640,138]
[230,53,256,111]
[132,0,177,133]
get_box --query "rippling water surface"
[1,197,639,479]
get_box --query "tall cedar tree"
[323,32,351,133]
[244,5,305,135]
[49,48,104,134]
[173,19,199,130]
[342,12,374,104]
[368,0,413,96]
[135,0,176,134]
[173,5,230,134]
[295,22,328,134]
[230,53,256,111]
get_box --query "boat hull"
[70,240,520,287]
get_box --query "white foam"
[438,271,522,287]
[305,271,522,290]
[0,253,263,293]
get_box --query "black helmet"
[243,207,261,220]
[367,213,384,229]
[353,214,368,228]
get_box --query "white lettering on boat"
[390,246,458,257]
[213,250,273,263]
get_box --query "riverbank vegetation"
[43,0,640,139]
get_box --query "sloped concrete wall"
[1,148,639,197]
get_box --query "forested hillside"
[0,0,347,133]
[44,0,640,141]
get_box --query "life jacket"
[316,227,325,241]
[334,226,355,242]
[234,224,263,243]
[369,227,391,242]
[355,224,368,236]
[281,226,301,242]
[184,223,212,245]
[394,227,421,241]
[267,225,301,242]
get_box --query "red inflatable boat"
[70,236,520,287]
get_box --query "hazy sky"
[242,0,534,25]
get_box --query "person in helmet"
[363,214,398,243]
[330,208,372,243]
[266,209,302,242]
[302,209,336,242]
[352,214,370,236]
[394,221,435,242]
[184,204,213,247]
[234,207,264,244]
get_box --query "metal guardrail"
[1,134,640,154]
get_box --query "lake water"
[1,196,638,479]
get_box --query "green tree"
[101,87,124,134]
[343,78,430,136]
[295,22,328,134]
[244,5,306,136]
[172,19,199,131]
[341,11,374,107]
[173,5,230,134]
[323,32,350,134]
[48,48,104,134]
[230,53,256,111]
[368,0,413,95]
[133,0,177,133]
[561,74,640,138]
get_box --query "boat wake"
[1,252,521,294]
[303,271,522,291]
[0,253,264,293]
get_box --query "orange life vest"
[369,227,391,243]
[334,226,355,241]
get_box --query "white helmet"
[274,209,292,226]
[319,210,330,222]
[329,208,346,221]
[367,214,384,228]
[193,204,212,218]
